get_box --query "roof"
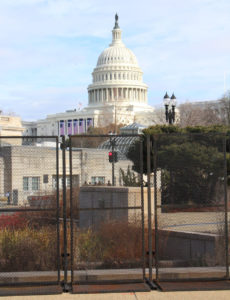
[120,122,146,130]
[98,135,140,160]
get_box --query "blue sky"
[0,0,230,121]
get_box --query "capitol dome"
[87,14,148,109]
[96,43,139,67]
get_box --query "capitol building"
[25,15,156,136]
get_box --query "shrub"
[76,219,143,268]
[0,227,57,271]
[0,213,27,230]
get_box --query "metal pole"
[140,138,145,280]
[69,136,74,287]
[153,137,159,282]
[111,138,115,186]
[56,137,60,284]
[147,135,152,282]
[223,135,229,279]
[62,136,68,289]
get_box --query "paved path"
[1,267,229,281]
[1,290,230,300]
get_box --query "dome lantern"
[111,13,123,46]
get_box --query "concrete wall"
[158,229,219,266]
[78,186,153,228]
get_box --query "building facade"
[0,143,132,205]
[0,113,24,145]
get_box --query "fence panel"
[69,135,148,291]
[0,136,61,294]
[152,133,229,282]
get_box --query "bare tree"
[215,91,230,126]
[151,108,167,125]
[179,101,221,127]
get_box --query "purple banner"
[67,119,72,135]
[79,119,84,134]
[87,118,93,129]
[73,119,78,134]
[59,120,65,136]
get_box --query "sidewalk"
[1,266,229,282]
[1,290,230,300]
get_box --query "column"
[105,88,108,102]
[111,87,114,101]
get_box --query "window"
[32,177,39,190]
[52,175,71,189]
[23,177,40,191]
[23,177,29,191]
[66,177,70,187]
[91,176,105,185]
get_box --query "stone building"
[23,15,155,137]
[0,113,24,145]
[0,142,132,205]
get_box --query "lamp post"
[163,92,177,124]
[110,137,116,186]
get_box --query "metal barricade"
[0,136,62,295]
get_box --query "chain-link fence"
[149,133,229,282]
[0,133,229,294]
[0,136,61,291]
[68,135,146,287]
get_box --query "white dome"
[87,15,148,109]
[97,45,139,67]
